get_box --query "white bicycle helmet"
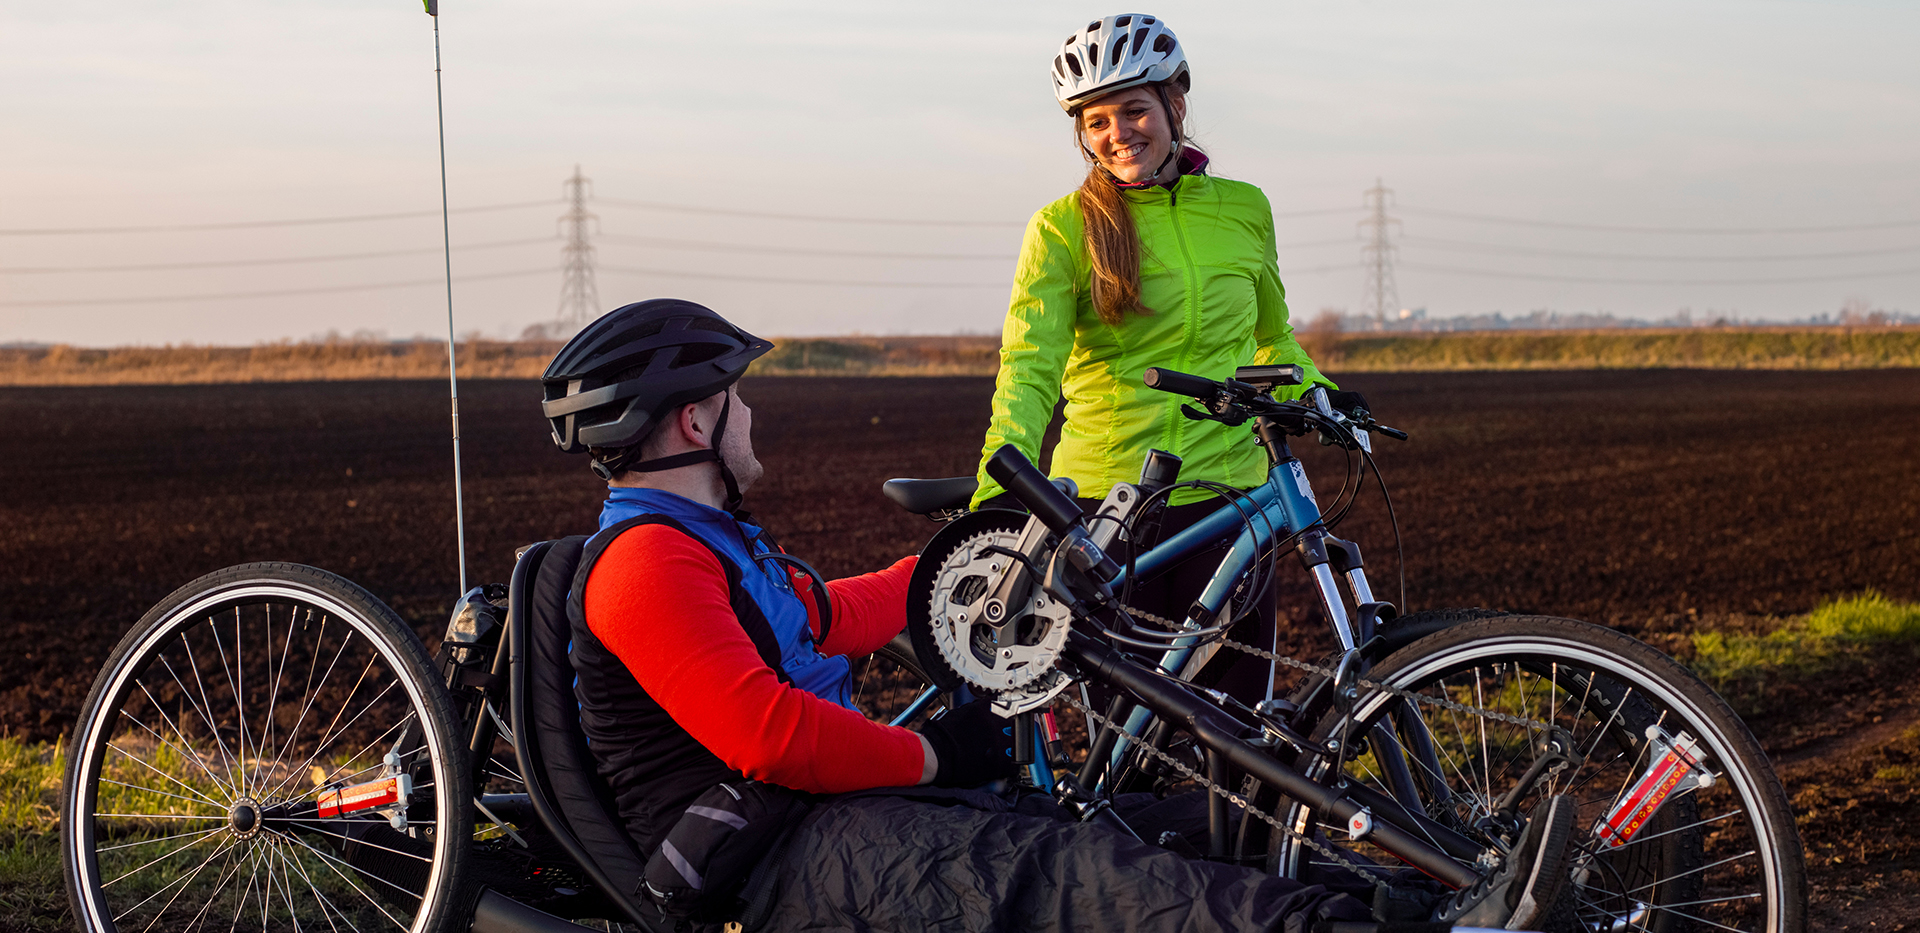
[1052,13,1189,115]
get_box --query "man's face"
[716,385,763,495]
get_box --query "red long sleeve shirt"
[581,524,926,793]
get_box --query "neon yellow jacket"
[971,172,1333,508]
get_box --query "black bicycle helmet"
[541,299,772,486]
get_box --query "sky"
[2,0,1917,345]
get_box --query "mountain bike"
[878,365,1807,932]
[59,367,1807,933]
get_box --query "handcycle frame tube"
[1065,630,1481,890]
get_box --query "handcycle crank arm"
[1065,630,1481,889]
[981,515,1052,628]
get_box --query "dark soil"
[4,368,1917,927]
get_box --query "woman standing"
[971,13,1340,702]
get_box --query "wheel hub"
[229,797,262,837]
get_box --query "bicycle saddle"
[882,476,978,515]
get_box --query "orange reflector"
[317,776,402,819]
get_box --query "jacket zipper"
[1166,181,1202,456]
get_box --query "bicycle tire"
[63,562,475,933]
[1277,614,1805,933]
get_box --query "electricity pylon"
[1359,179,1401,324]
[558,165,600,331]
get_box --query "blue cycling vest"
[596,487,854,709]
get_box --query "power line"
[1397,205,1920,235]
[0,267,554,307]
[599,196,1356,228]
[1271,208,1360,220]
[596,197,1025,228]
[1398,261,1920,285]
[0,237,556,274]
[599,233,1014,261]
[600,260,1361,289]
[596,233,1356,262]
[0,200,559,237]
[600,265,1004,288]
[1401,235,1920,263]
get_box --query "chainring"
[905,510,1075,715]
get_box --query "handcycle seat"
[881,476,978,515]
[498,537,659,931]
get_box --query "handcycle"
[58,365,1806,933]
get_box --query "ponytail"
[1076,170,1144,326]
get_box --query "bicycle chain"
[1111,604,1553,733]
[1058,689,1395,900]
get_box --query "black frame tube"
[1065,630,1480,889]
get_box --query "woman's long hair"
[1075,83,1196,325]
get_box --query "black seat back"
[508,538,656,930]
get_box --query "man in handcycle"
[539,298,1577,932]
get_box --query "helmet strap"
[593,392,743,513]
[706,393,746,513]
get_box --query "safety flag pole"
[426,0,469,594]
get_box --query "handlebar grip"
[985,445,1085,536]
[1142,367,1221,400]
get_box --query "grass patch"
[1317,327,1920,371]
[0,737,70,930]
[1692,591,1920,704]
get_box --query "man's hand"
[917,700,1019,788]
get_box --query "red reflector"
[1600,742,1699,847]
[317,777,402,819]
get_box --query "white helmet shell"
[1051,13,1189,115]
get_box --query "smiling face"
[1077,86,1187,184]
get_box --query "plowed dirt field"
[4,369,1917,928]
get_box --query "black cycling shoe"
[1431,794,1577,931]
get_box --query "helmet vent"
[1064,53,1083,77]
[1153,34,1175,55]
[1132,28,1147,55]
[1114,15,1131,27]
[1112,36,1126,64]
[1088,44,1098,68]
[1087,21,1100,31]
[1142,17,1154,25]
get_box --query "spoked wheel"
[852,633,951,728]
[63,563,474,933]
[1275,615,1805,933]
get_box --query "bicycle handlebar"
[985,445,1121,585]
[1142,367,1409,443]
[985,445,1086,536]
[1141,367,1220,400]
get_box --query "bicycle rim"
[1279,616,1805,933]
[64,564,471,933]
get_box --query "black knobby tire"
[1276,614,1806,933]
[63,562,475,933]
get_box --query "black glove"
[918,700,1018,788]
[1328,389,1371,418]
